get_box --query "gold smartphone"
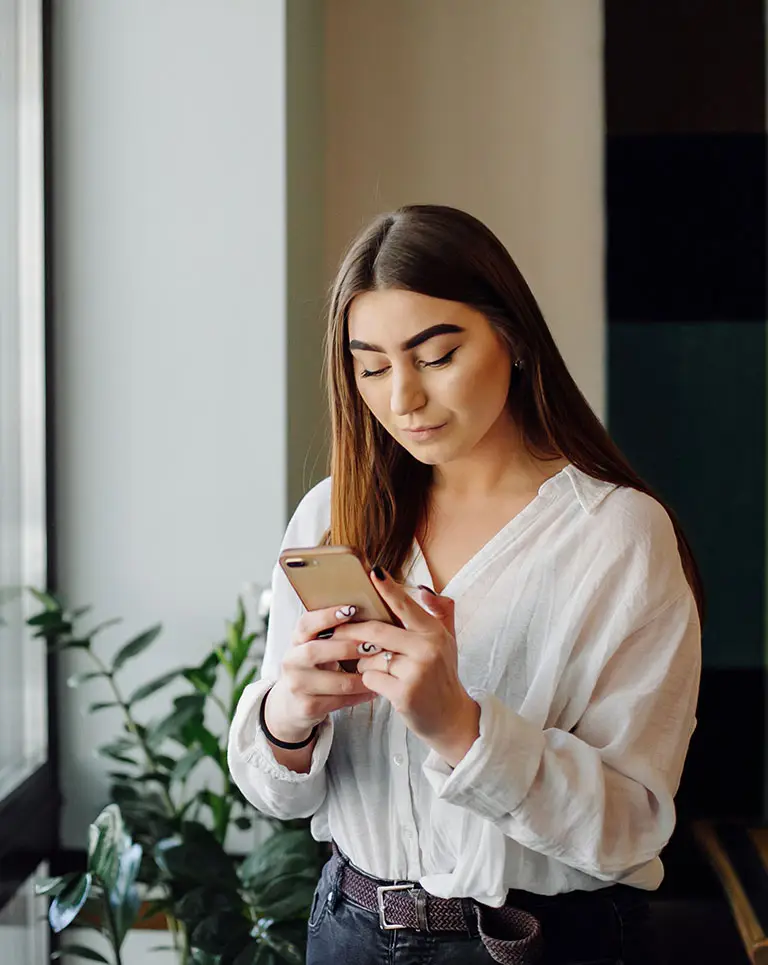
[278,545,399,672]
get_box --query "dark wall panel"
[605,0,766,135]
[610,321,765,669]
[605,0,767,825]
[607,135,767,323]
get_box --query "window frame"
[0,0,60,921]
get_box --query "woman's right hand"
[264,605,378,743]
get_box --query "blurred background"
[1,1,765,963]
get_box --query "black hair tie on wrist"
[260,686,319,750]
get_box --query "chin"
[402,440,460,466]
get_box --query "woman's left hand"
[331,568,481,766]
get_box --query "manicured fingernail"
[336,605,356,619]
[357,642,382,655]
[317,628,334,639]
[418,584,436,596]
[373,566,386,581]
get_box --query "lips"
[402,423,446,440]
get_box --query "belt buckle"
[376,883,414,930]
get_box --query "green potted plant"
[30,589,324,965]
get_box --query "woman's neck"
[431,418,565,502]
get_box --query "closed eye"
[359,348,458,379]
[359,363,390,379]
[420,348,458,369]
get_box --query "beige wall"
[286,0,329,510]
[324,0,605,418]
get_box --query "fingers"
[416,585,456,634]
[287,638,379,670]
[296,667,373,697]
[331,620,416,657]
[358,668,399,703]
[356,650,399,676]
[293,604,360,645]
[370,568,436,631]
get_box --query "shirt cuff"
[422,693,545,820]
[228,677,334,783]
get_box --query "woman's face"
[347,289,515,466]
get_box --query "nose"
[390,367,426,417]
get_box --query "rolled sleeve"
[227,678,333,820]
[422,693,546,821]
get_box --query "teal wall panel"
[609,322,766,669]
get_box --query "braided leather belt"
[339,860,467,931]
[331,843,543,964]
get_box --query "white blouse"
[228,465,701,906]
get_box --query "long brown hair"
[324,205,704,620]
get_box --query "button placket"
[389,714,420,875]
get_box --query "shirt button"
[393,754,404,766]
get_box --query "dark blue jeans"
[306,853,659,965]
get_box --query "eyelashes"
[360,348,458,379]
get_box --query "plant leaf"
[174,886,233,926]
[183,720,222,761]
[147,694,204,746]
[191,911,251,955]
[28,587,62,611]
[27,611,70,629]
[110,841,143,945]
[127,668,181,705]
[199,790,229,836]
[154,823,240,892]
[67,671,110,688]
[96,746,137,766]
[250,919,304,965]
[183,653,219,695]
[49,872,92,932]
[99,737,135,754]
[35,873,77,897]
[112,624,162,673]
[51,945,111,963]
[88,701,120,714]
[253,874,316,922]
[232,666,258,714]
[238,829,319,889]
[87,804,125,892]
[154,753,178,771]
[172,746,205,782]
[82,617,123,638]
[131,771,171,786]
[190,951,222,965]
[226,618,254,679]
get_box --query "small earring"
[513,359,524,371]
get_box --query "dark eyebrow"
[349,323,465,354]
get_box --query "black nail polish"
[373,566,386,581]
[418,584,436,596]
[317,628,335,639]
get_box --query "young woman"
[228,205,702,965]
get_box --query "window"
[0,0,57,947]
[0,0,47,799]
